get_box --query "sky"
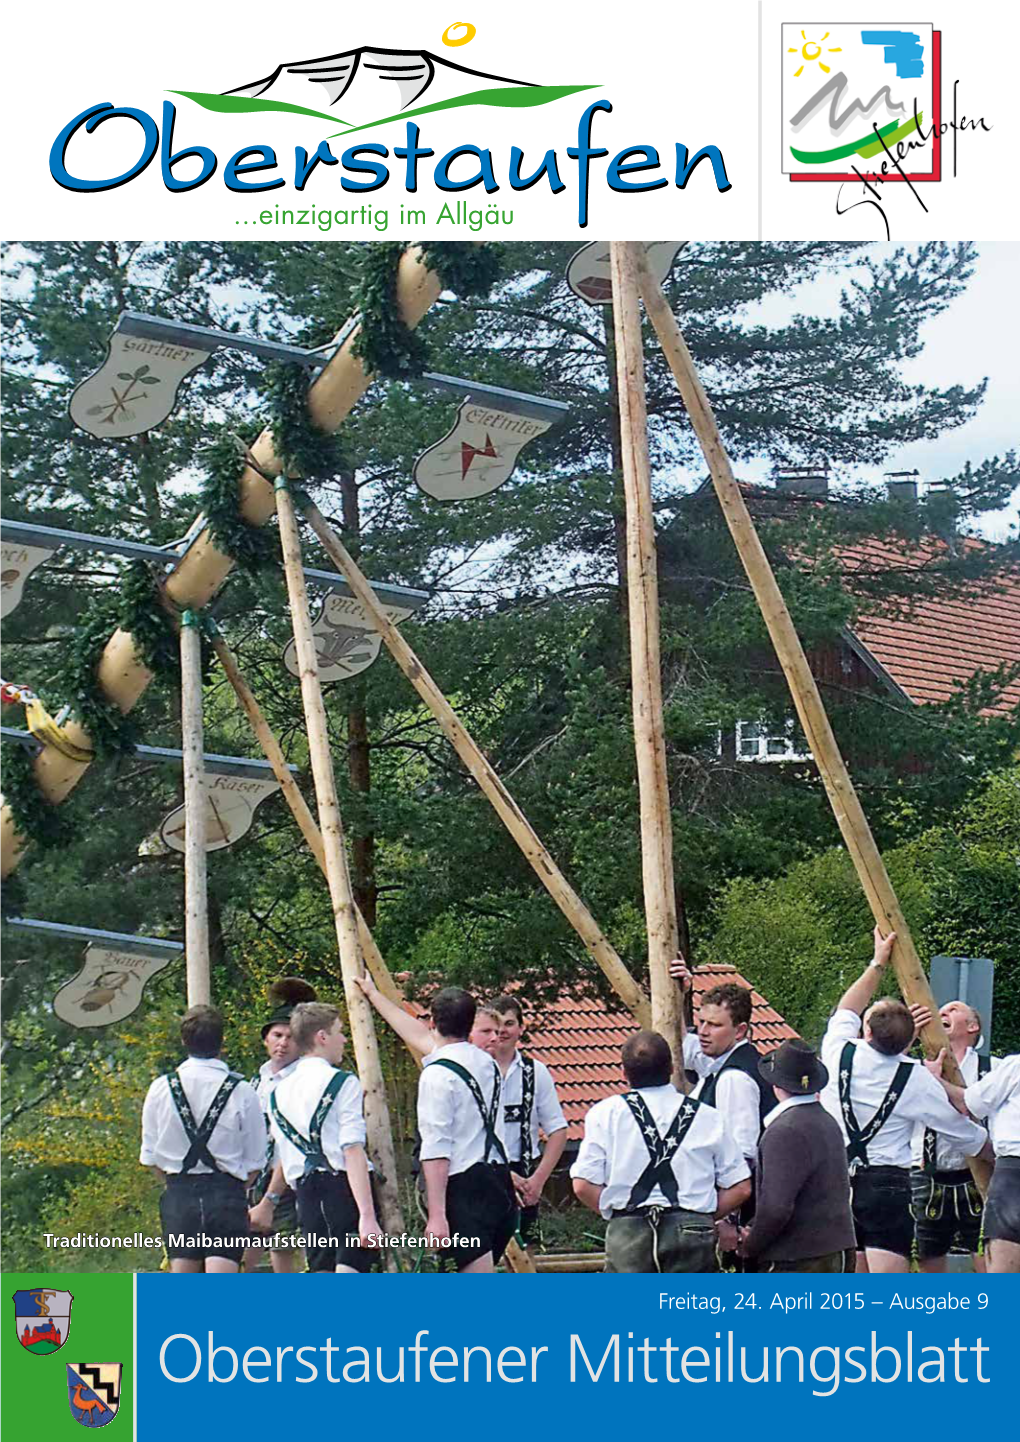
[740,241,1019,540]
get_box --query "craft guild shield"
[565,241,687,306]
[70,329,212,439]
[53,944,177,1029]
[14,1288,73,1355]
[283,593,416,683]
[159,770,282,853]
[1,541,54,619]
[66,1364,122,1428]
[413,398,553,502]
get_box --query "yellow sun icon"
[788,30,842,77]
[442,22,477,47]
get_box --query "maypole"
[0,248,444,880]
[179,610,210,1006]
[633,248,990,1190]
[609,242,687,1082]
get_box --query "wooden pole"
[179,611,210,1006]
[300,500,652,1029]
[610,242,687,1086]
[633,251,990,1188]
[1,247,448,880]
[274,479,408,1246]
[210,626,536,1274]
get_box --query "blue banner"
[137,1274,1012,1436]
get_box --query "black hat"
[758,1039,828,1095]
[261,977,317,1038]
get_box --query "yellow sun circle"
[442,21,476,47]
[802,41,821,60]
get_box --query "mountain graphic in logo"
[172,43,596,136]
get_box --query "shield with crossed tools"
[158,770,282,853]
[70,329,212,439]
[53,943,178,1029]
[565,241,687,306]
[283,592,416,683]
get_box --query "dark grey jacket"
[742,1100,856,1262]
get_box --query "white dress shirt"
[418,1041,508,1176]
[501,1050,568,1165]
[820,1009,987,1167]
[911,1049,1000,1170]
[683,1033,761,1161]
[570,1085,750,1219]
[253,1057,299,1173]
[269,1055,368,1189]
[964,1055,1020,1158]
[140,1056,265,1180]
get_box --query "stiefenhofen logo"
[783,24,939,181]
[781,23,992,236]
[48,21,733,225]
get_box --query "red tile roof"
[523,968,800,1141]
[839,536,1020,714]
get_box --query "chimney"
[885,470,919,503]
[773,462,830,497]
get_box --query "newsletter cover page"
[1,3,1018,1437]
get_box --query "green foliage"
[49,591,141,756]
[199,432,281,574]
[705,767,1020,1053]
[263,360,340,480]
[351,243,430,379]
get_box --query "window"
[735,719,810,763]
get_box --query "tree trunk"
[604,309,629,618]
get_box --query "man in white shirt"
[245,978,317,1273]
[417,987,517,1274]
[490,994,568,1246]
[670,962,772,1256]
[269,1002,380,1274]
[911,999,998,1274]
[352,972,500,1059]
[929,1052,1020,1274]
[819,927,990,1275]
[140,1005,265,1274]
[570,1030,751,1273]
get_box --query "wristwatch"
[266,1191,283,1207]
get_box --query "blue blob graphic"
[861,30,925,78]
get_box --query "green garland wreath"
[264,362,339,481]
[49,593,141,758]
[0,741,76,849]
[199,432,281,575]
[351,242,504,380]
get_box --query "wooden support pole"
[274,479,407,1247]
[210,627,536,1274]
[610,242,687,1085]
[179,612,210,1006]
[300,500,652,1030]
[1,246,447,880]
[634,252,990,1189]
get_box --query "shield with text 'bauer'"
[283,592,417,683]
[159,769,281,853]
[54,942,178,1029]
[14,1288,73,1354]
[1,541,54,619]
[566,241,687,306]
[67,1364,121,1428]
